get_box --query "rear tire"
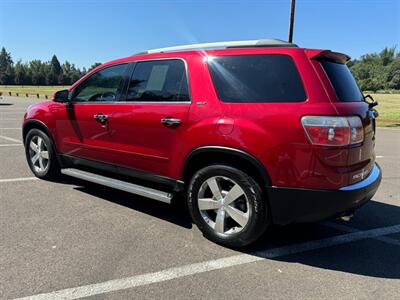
[25,128,60,180]
[187,165,269,248]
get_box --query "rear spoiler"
[306,49,351,64]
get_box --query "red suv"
[23,39,381,247]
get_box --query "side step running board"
[61,168,173,204]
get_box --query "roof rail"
[134,39,298,55]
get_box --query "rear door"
[110,59,191,177]
[317,59,376,185]
[54,63,129,164]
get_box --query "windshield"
[320,61,363,102]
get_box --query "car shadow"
[60,176,400,279]
[62,176,193,229]
[242,199,400,279]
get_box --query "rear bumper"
[267,163,382,225]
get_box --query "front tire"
[187,165,269,248]
[25,128,60,180]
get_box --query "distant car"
[22,39,381,247]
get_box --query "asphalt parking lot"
[1,96,399,300]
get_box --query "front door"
[54,63,128,165]
[110,59,191,177]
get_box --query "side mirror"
[53,89,70,103]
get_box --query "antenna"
[288,0,296,43]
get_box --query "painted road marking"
[15,224,400,300]
[0,110,28,112]
[376,155,384,158]
[324,221,400,246]
[0,135,22,143]
[0,144,22,147]
[0,177,38,183]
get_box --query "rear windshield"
[320,61,363,102]
[207,54,306,103]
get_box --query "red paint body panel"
[23,47,376,190]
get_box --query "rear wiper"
[364,94,378,108]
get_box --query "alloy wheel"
[28,135,50,173]
[197,176,250,235]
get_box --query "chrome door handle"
[93,113,109,128]
[93,113,109,122]
[161,117,181,127]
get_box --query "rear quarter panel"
[177,49,351,189]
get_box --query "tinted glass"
[73,64,127,102]
[207,54,306,103]
[321,61,363,102]
[126,59,189,102]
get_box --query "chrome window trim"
[122,57,192,104]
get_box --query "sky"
[0,0,399,69]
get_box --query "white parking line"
[0,177,38,183]
[0,135,22,143]
[376,155,384,158]
[0,110,27,112]
[324,221,400,246]
[0,143,22,147]
[15,223,400,300]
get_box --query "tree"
[61,61,83,84]
[387,56,400,89]
[46,68,58,85]
[68,63,82,84]
[0,47,13,71]
[3,65,15,85]
[14,61,26,85]
[379,47,396,66]
[50,55,62,76]
[350,46,399,91]
[29,60,46,85]
[88,62,101,72]
[0,47,13,84]
[61,61,73,85]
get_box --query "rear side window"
[320,61,363,102]
[207,54,306,103]
[126,59,190,102]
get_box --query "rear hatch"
[313,51,377,185]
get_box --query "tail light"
[301,116,363,146]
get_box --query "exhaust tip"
[339,213,354,222]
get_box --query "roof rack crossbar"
[134,39,298,55]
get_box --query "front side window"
[72,64,127,102]
[207,54,306,103]
[126,59,189,102]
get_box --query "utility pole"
[288,0,296,43]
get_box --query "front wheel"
[25,128,60,180]
[187,165,269,248]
